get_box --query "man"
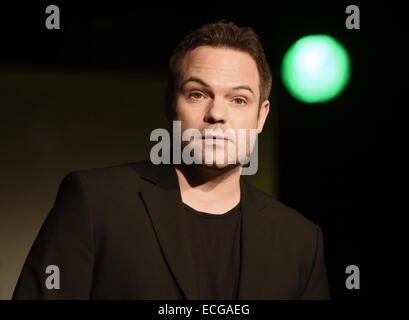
[13,21,330,299]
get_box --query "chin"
[197,158,240,171]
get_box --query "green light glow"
[281,34,351,103]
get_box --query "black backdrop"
[0,2,405,299]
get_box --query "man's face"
[174,46,270,169]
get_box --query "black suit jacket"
[12,161,330,299]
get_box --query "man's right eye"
[189,92,204,100]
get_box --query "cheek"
[174,97,185,119]
[176,97,202,118]
[175,105,202,135]
[175,99,192,123]
[232,112,259,130]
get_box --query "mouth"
[201,136,230,142]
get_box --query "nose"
[203,97,226,124]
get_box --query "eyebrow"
[180,76,255,96]
[232,85,254,96]
[180,77,210,89]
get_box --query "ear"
[257,99,270,134]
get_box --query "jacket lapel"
[134,163,199,299]
[237,177,278,299]
[130,162,277,300]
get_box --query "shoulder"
[245,183,329,299]
[244,181,320,243]
[62,160,155,192]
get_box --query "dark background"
[0,2,405,299]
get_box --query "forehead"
[180,46,260,94]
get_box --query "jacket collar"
[129,161,277,299]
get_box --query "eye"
[189,92,204,100]
[233,97,246,105]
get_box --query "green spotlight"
[281,34,351,103]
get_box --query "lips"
[202,136,230,141]
[202,136,227,140]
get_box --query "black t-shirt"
[182,201,242,300]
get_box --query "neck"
[173,163,242,214]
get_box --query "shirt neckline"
[182,201,241,219]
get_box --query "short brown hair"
[165,20,272,119]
